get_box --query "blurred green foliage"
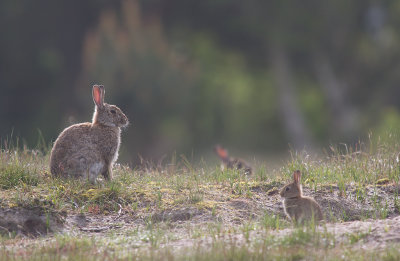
[1,0,400,163]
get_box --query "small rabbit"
[214,145,252,175]
[280,170,323,223]
[50,85,129,183]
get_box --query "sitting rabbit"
[50,85,129,183]
[214,145,252,175]
[280,170,323,223]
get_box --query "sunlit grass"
[1,135,400,214]
[0,148,44,190]
[0,163,39,189]
[279,137,400,197]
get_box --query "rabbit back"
[229,158,252,175]
[214,145,252,174]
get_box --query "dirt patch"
[151,207,204,223]
[297,184,400,221]
[0,207,64,237]
[323,216,400,249]
[229,199,252,210]
[67,213,90,228]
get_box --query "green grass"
[347,229,371,244]
[0,163,39,189]
[1,135,400,260]
[2,138,398,213]
[0,150,41,189]
[261,212,287,230]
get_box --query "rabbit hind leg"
[101,165,112,181]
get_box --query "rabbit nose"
[121,119,129,127]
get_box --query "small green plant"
[156,189,162,207]
[347,229,370,244]
[241,222,254,243]
[255,165,268,181]
[90,182,122,203]
[380,200,389,219]
[281,227,313,246]
[261,213,283,230]
[394,192,400,214]
[355,186,366,202]
[211,204,217,217]
[188,190,203,204]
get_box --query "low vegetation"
[1,136,400,260]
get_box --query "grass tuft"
[0,163,39,189]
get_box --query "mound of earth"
[0,207,65,237]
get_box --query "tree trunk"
[270,44,313,150]
[313,51,358,138]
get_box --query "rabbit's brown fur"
[214,145,252,175]
[50,85,128,183]
[280,170,323,223]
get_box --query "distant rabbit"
[280,170,323,223]
[50,85,129,183]
[214,145,252,175]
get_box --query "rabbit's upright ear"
[93,85,105,108]
[215,145,228,159]
[293,170,301,184]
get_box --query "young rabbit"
[280,170,323,223]
[214,145,252,175]
[50,85,129,183]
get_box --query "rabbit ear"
[92,85,105,108]
[215,145,228,159]
[293,170,301,184]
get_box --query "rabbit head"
[92,85,129,128]
[280,170,303,198]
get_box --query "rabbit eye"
[110,110,116,114]
[285,187,290,191]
